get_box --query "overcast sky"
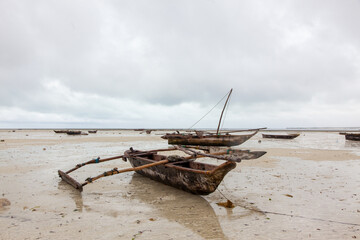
[1,0,359,129]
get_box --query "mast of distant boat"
[216,88,232,135]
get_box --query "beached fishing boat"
[162,130,259,147]
[123,149,235,194]
[162,89,263,146]
[54,130,68,133]
[66,130,82,135]
[262,133,300,139]
[58,146,266,194]
[88,130,97,133]
[345,133,360,141]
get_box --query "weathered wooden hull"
[345,134,360,141]
[262,133,300,139]
[66,130,82,135]
[54,130,68,133]
[124,150,236,195]
[166,133,256,147]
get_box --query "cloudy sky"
[1,0,359,129]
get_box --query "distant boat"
[54,130,68,134]
[88,130,97,134]
[162,130,259,147]
[66,130,82,135]
[262,133,300,139]
[162,89,262,147]
[344,133,360,141]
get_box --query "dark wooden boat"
[345,133,360,141]
[262,133,300,139]
[123,149,236,195]
[58,146,266,193]
[88,130,97,133]
[54,130,68,133]
[162,131,258,147]
[66,130,82,135]
[162,89,263,146]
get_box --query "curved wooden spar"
[216,88,232,135]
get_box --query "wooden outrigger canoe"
[162,130,259,147]
[58,146,266,194]
[345,133,360,141]
[262,133,300,139]
[161,89,264,147]
[123,149,236,195]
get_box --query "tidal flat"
[0,130,359,239]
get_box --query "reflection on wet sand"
[127,173,228,240]
[58,180,85,212]
[345,140,360,148]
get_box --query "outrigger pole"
[58,147,176,191]
[216,88,232,135]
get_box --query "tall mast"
[216,88,232,135]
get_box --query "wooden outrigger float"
[58,146,266,194]
[262,133,300,139]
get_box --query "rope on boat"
[188,89,231,130]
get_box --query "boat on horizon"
[262,133,300,139]
[344,133,360,141]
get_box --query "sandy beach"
[0,130,359,239]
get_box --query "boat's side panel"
[128,157,236,195]
[168,135,253,146]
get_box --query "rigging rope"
[188,89,231,130]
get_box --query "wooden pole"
[216,88,232,135]
[82,159,170,187]
[63,147,176,174]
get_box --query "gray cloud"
[0,0,359,128]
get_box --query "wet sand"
[0,130,359,239]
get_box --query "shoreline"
[1,128,360,132]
